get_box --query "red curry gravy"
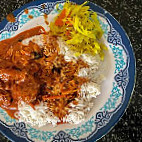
[0,26,45,118]
[0,25,88,120]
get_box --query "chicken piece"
[0,68,26,83]
[11,75,40,104]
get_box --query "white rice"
[63,97,94,124]
[80,82,101,98]
[18,101,60,127]
[18,36,104,127]
[22,34,47,47]
[57,37,78,62]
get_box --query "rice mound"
[18,36,104,127]
[18,101,60,127]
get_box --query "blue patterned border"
[0,0,135,142]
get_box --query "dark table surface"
[0,0,141,142]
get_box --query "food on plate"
[0,1,107,127]
[6,13,16,22]
[50,1,107,60]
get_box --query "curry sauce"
[0,26,46,118]
[0,26,88,120]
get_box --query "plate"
[0,0,135,142]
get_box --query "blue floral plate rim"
[0,0,136,142]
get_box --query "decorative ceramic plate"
[0,0,135,142]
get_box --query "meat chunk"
[0,68,26,83]
[11,75,40,103]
